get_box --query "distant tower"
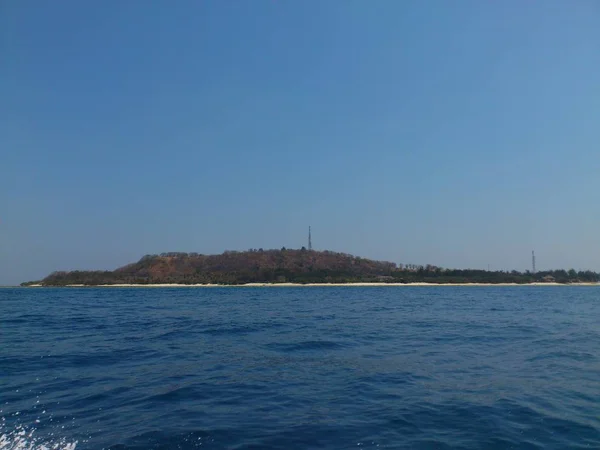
[308,226,312,251]
[532,250,536,273]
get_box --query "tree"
[27,248,600,286]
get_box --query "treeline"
[21,249,600,286]
[387,267,600,284]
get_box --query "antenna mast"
[532,250,536,273]
[308,226,312,251]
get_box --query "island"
[21,249,600,286]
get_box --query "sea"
[1,287,599,450]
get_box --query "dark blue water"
[1,287,599,449]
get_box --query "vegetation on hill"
[21,249,600,286]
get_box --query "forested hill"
[24,249,396,286]
[22,249,600,286]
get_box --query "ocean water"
[1,287,599,450]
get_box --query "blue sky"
[1,1,599,284]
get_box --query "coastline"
[24,282,600,288]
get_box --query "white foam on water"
[0,423,77,450]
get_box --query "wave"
[267,340,347,352]
[200,325,260,336]
[0,424,77,450]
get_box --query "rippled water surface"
[1,287,599,449]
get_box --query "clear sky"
[2,1,599,284]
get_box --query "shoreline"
[23,282,600,288]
